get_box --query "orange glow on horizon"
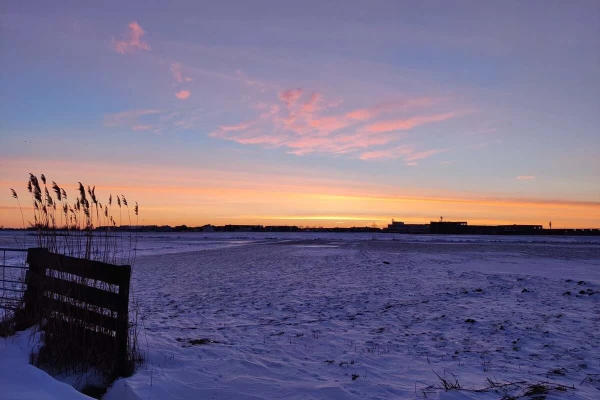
[0,158,598,229]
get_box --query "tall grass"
[6,173,143,383]
[11,173,139,265]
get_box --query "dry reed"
[6,173,143,384]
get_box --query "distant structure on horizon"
[386,220,430,234]
[384,220,598,235]
[429,221,543,235]
[4,221,598,236]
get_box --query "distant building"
[430,221,468,234]
[387,221,405,232]
[497,224,543,234]
[386,220,430,234]
[430,222,543,235]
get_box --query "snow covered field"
[2,233,600,399]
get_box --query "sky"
[1,0,599,229]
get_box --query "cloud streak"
[104,109,161,127]
[346,97,437,121]
[113,22,151,54]
[171,63,183,83]
[363,112,456,133]
[359,146,413,161]
[171,62,192,83]
[405,148,449,162]
[132,124,153,131]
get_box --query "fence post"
[16,248,46,329]
[115,265,131,377]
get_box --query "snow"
[0,330,93,400]
[2,232,600,399]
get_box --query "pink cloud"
[364,112,456,133]
[346,97,436,121]
[404,148,448,162]
[277,92,334,136]
[285,131,404,157]
[209,88,460,162]
[287,148,314,156]
[175,90,191,100]
[210,121,255,138]
[287,136,332,151]
[300,93,324,114]
[308,115,351,135]
[113,22,151,54]
[346,108,376,122]
[334,132,400,151]
[279,89,303,107]
[256,104,280,120]
[359,147,447,163]
[222,123,252,132]
[235,134,286,146]
[516,175,536,180]
[211,123,288,147]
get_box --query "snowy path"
[102,238,600,399]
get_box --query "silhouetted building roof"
[430,221,467,234]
